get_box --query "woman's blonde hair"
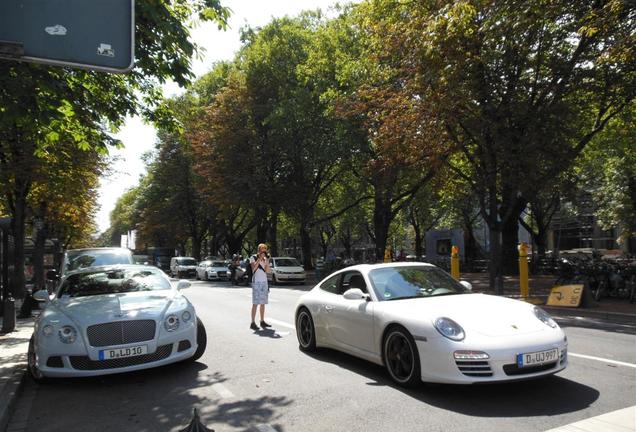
[258,243,268,250]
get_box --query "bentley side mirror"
[33,290,51,302]
[176,280,191,290]
[459,280,473,291]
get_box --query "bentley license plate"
[517,348,559,367]
[99,345,148,360]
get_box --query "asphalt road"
[10,280,636,432]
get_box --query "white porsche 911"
[29,265,207,380]
[295,262,567,386]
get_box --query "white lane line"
[255,424,279,432]
[266,318,296,330]
[569,352,636,368]
[211,383,235,399]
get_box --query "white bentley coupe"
[295,262,567,386]
[29,265,207,380]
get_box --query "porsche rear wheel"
[296,308,316,352]
[383,327,421,387]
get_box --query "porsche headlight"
[58,325,77,344]
[164,314,180,332]
[434,317,465,341]
[533,307,557,328]
[181,310,192,323]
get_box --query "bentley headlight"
[164,314,180,332]
[58,325,77,344]
[534,307,557,328]
[42,325,54,337]
[434,317,465,341]
[182,310,192,323]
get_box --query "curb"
[0,365,26,432]
[544,306,636,325]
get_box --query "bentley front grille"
[87,320,156,347]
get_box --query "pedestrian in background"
[250,243,271,330]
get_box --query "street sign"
[547,284,584,307]
[0,0,134,73]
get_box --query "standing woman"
[250,243,271,330]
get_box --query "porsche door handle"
[324,305,334,312]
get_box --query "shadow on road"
[26,360,293,432]
[306,348,599,418]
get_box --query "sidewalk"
[0,314,35,432]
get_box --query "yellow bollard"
[451,246,460,280]
[384,246,392,263]
[519,242,529,298]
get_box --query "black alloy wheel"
[383,327,421,387]
[296,308,316,352]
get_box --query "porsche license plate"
[99,345,148,360]
[517,348,559,367]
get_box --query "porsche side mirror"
[33,289,51,302]
[460,280,473,291]
[343,288,369,301]
[176,280,191,290]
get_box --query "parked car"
[29,264,207,380]
[59,248,134,277]
[170,257,198,279]
[295,262,567,387]
[268,257,306,285]
[196,260,230,281]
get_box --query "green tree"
[356,0,635,289]
[0,0,229,301]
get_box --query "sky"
[96,0,347,233]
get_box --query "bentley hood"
[49,291,178,328]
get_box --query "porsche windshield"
[368,266,470,301]
[58,268,171,298]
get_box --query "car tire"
[27,335,47,383]
[190,319,207,362]
[383,326,421,388]
[296,308,316,352]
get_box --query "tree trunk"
[489,226,503,294]
[501,215,519,275]
[414,226,423,259]
[300,225,313,269]
[33,221,47,293]
[373,198,392,263]
[267,208,279,256]
[11,195,27,300]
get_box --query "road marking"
[569,352,636,369]
[255,424,279,432]
[267,318,296,330]
[211,383,235,399]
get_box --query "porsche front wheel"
[383,327,421,387]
